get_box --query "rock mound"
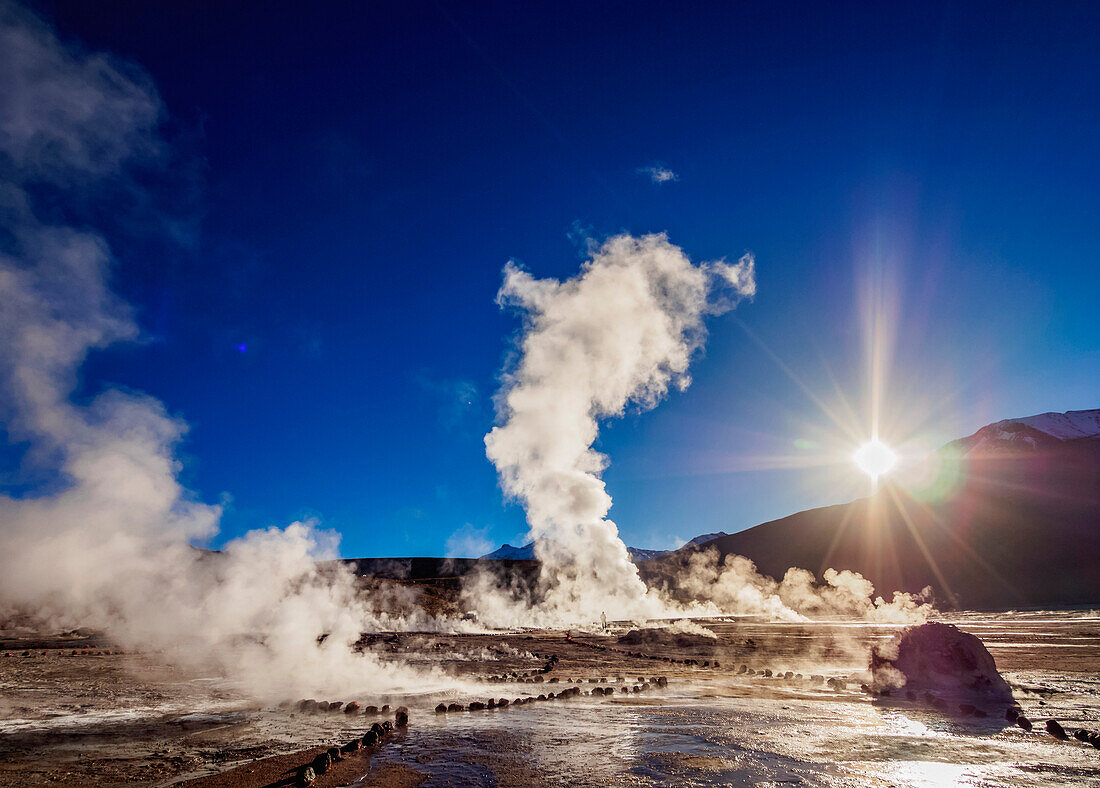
[618,627,713,649]
[871,622,1012,701]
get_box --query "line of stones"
[292,708,409,787]
[3,649,120,657]
[1005,706,1100,750]
[435,676,670,713]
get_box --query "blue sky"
[23,0,1100,557]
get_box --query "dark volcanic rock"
[870,623,1012,702]
[312,751,333,775]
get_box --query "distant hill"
[480,531,728,564]
[651,408,1100,610]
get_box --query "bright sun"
[853,438,898,479]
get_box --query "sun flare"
[853,438,898,479]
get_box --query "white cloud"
[638,165,679,183]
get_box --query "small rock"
[312,752,333,775]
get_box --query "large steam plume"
[479,234,755,625]
[0,1,453,699]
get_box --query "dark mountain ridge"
[655,409,1100,610]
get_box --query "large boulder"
[870,622,1012,702]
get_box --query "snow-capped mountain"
[947,408,1100,455]
[480,532,727,563]
[480,543,537,560]
[684,531,727,548]
[993,409,1100,441]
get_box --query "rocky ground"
[1,613,1098,786]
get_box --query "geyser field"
[2,612,1100,786]
[3,2,1100,787]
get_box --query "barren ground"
[1,613,1098,786]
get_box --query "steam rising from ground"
[478,233,755,626]
[0,1,454,700]
[674,549,934,623]
[474,234,930,629]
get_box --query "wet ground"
[1,611,1098,786]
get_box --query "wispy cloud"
[638,165,678,183]
[445,523,496,558]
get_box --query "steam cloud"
[672,549,934,623]
[0,2,930,694]
[478,233,755,626]
[0,1,453,700]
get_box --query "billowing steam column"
[481,233,755,626]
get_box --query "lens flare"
[854,438,897,479]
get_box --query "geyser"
[478,233,756,626]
